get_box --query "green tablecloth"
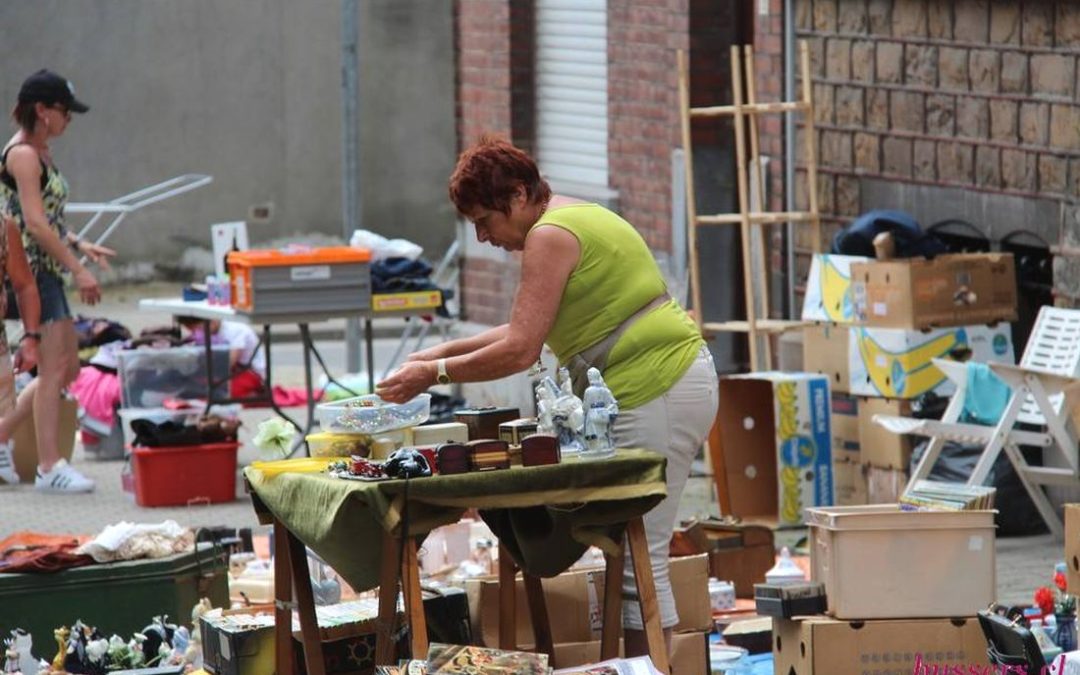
[244,448,667,592]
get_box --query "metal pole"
[342,0,363,374]
[783,0,797,319]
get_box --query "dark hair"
[12,102,37,133]
[448,135,551,216]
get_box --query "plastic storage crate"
[117,346,231,408]
[316,393,430,434]
[806,504,996,619]
[131,442,240,507]
[0,543,228,648]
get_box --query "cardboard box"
[851,253,1018,329]
[831,459,867,506]
[802,324,850,394]
[829,393,860,463]
[718,373,833,526]
[552,630,707,675]
[701,526,775,598]
[465,555,711,647]
[856,397,912,470]
[866,465,907,504]
[12,398,77,483]
[774,616,989,674]
[806,505,996,619]
[848,323,1014,398]
[801,254,870,324]
[1066,504,1080,594]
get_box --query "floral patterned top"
[0,142,69,278]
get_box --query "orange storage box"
[228,246,371,314]
[131,442,240,507]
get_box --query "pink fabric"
[69,366,122,429]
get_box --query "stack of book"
[899,480,996,512]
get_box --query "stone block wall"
[776,0,1080,302]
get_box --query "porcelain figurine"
[3,637,20,674]
[51,627,69,672]
[581,367,618,459]
[551,370,585,453]
[9,630,34,675]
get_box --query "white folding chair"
[873,307,1080,536]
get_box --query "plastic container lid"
[764,546,806,584]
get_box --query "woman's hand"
[74,268,101,305]
[375,361,436,403]
[77,240,116,270]
[14,338,38,374]
[406,346,443,362]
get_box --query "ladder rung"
[697,211,818,226]
[703,320,809,334]
[690,101,809,117]
[1022,466,1080,486]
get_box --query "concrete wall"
[0,1,457,273]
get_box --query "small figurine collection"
[2,604,207,675]
[326,366,620,482]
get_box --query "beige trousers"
[613,346,719,629]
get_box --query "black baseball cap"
[18,69,89,113]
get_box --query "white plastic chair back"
[1016,307,1080,425]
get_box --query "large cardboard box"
[552,630,707,675]
[857,397,912,470]
[718,373,833,526]
[801,254,870,324]
[851,253,1018,329]
[831,459,867,506]
[773,616,989,674]
[465,554,711,647]
[848,323,1014,398]
[830,393,860,463]
[806,505,995,619]
[12,397,77,483]
[1066,504,1080,594]
[866,465,908,504]
[802,324,850,394]
[703,526,775,598]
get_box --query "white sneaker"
[0,440,18,485]
[35,459,95,494]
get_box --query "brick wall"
[608,0,689,252]
[777,0,1080,302]
[456,0,694,324]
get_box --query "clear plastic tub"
[304,431,374,458]
[315,393,431,434]
[118,405,242,450]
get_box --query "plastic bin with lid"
[117,346,231,408]
[316,393,431,434]
[806,504,996,619]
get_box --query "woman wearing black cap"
[0,69,115,493]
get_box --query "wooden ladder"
[678,40,822,373]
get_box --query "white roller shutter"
[535,0,614,201]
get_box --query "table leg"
[285,529,327,675]
[401,537,429,658]
[298,323,316,436]
[375,531,400,665]
[523,574,554,662]
[273,521,297,675]
[201,319,215,409]
[626,517,670,674]
[601,545,626,662]
[366,318,375,395]
[498,543,517,650]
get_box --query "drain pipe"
[783,0,797,318]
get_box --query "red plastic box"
[131,442,240,507]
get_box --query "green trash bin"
[0,543,229,648]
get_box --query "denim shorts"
[37,272,72,324]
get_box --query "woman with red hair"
[378,136,718,658]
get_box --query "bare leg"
[0,378,38,444]
[32,319,79,472]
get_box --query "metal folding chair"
[874,307,1080,536]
